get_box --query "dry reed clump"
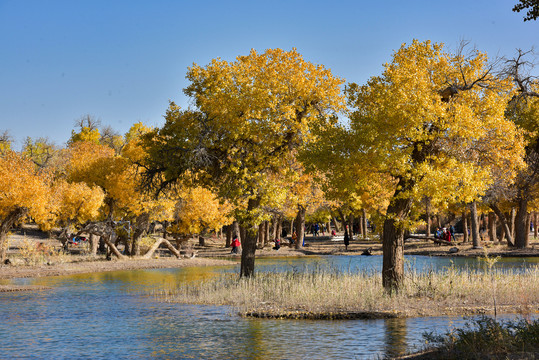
[17,237,69,266]
[157,265,539,319]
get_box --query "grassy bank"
[401,316,539,359]
[157,264,539,319]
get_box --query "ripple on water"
[0,255,536,359]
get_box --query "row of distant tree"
[1,37,538,291]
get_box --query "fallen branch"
[142,237,181,259]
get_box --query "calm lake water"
[0,255,536,359]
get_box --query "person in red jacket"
[231,234,241,254]
[444,227,451,242]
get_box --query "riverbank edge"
[240,304,539,320]
[0,257,237,282]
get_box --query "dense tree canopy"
[143,48,345,276]
[346,40,525,290]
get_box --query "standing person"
[449,225,455,242]
[273,237,280,250]
[344,228,350,251]
[230,234,240,254]
[444,228,451,242]
[291,231,297,247]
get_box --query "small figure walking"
[449,225,455,241]
[344,228,350,251]
[273,237,280,250]
[231,234,240,254]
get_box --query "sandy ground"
[2,227,538,284]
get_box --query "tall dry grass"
[157,262,539,318]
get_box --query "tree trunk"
[89,234,99,255]
[510,208,516,241]
[348,213,355,239]
[526,213,531,242]
[142,237,180,259]
[362,209,368,239]
[462,211,469,243]
[358,213,364,238]
[276,216,283,241]
[225,225,232,248]
[295,205,306,249]
[233,221,241,243]
[264,220,270,247]
[162,220,168,239]
[198,235,205,247]
[534,212,538,239]
[488,212,496,242]
[425,198,431,237]
[332,215,341,232]
[131,213,150,256]
[514,196,529,248]
[0,207,28,262]
[257,223,264,249]
[239,198,261,278]
[469,202,481,249]
[240,224,257,277]
[382,177,413,292]
[490,203,515,247]
[337,209,346,233]
[102,235,126,259]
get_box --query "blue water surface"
[0,255,535,359]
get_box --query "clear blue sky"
[1,0,537,149]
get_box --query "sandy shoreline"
[0,257,236,281]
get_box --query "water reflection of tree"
[384,318,407,358]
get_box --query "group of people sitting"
[434,225,455,242]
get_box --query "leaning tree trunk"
[382,177,413,292]
[469,202,481,249]
[0,207,28,262]
[102,234,126,259]
[514,196,529,248]
[142,237,180,259]
[490,203,515,247]
[295,205,306,249]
